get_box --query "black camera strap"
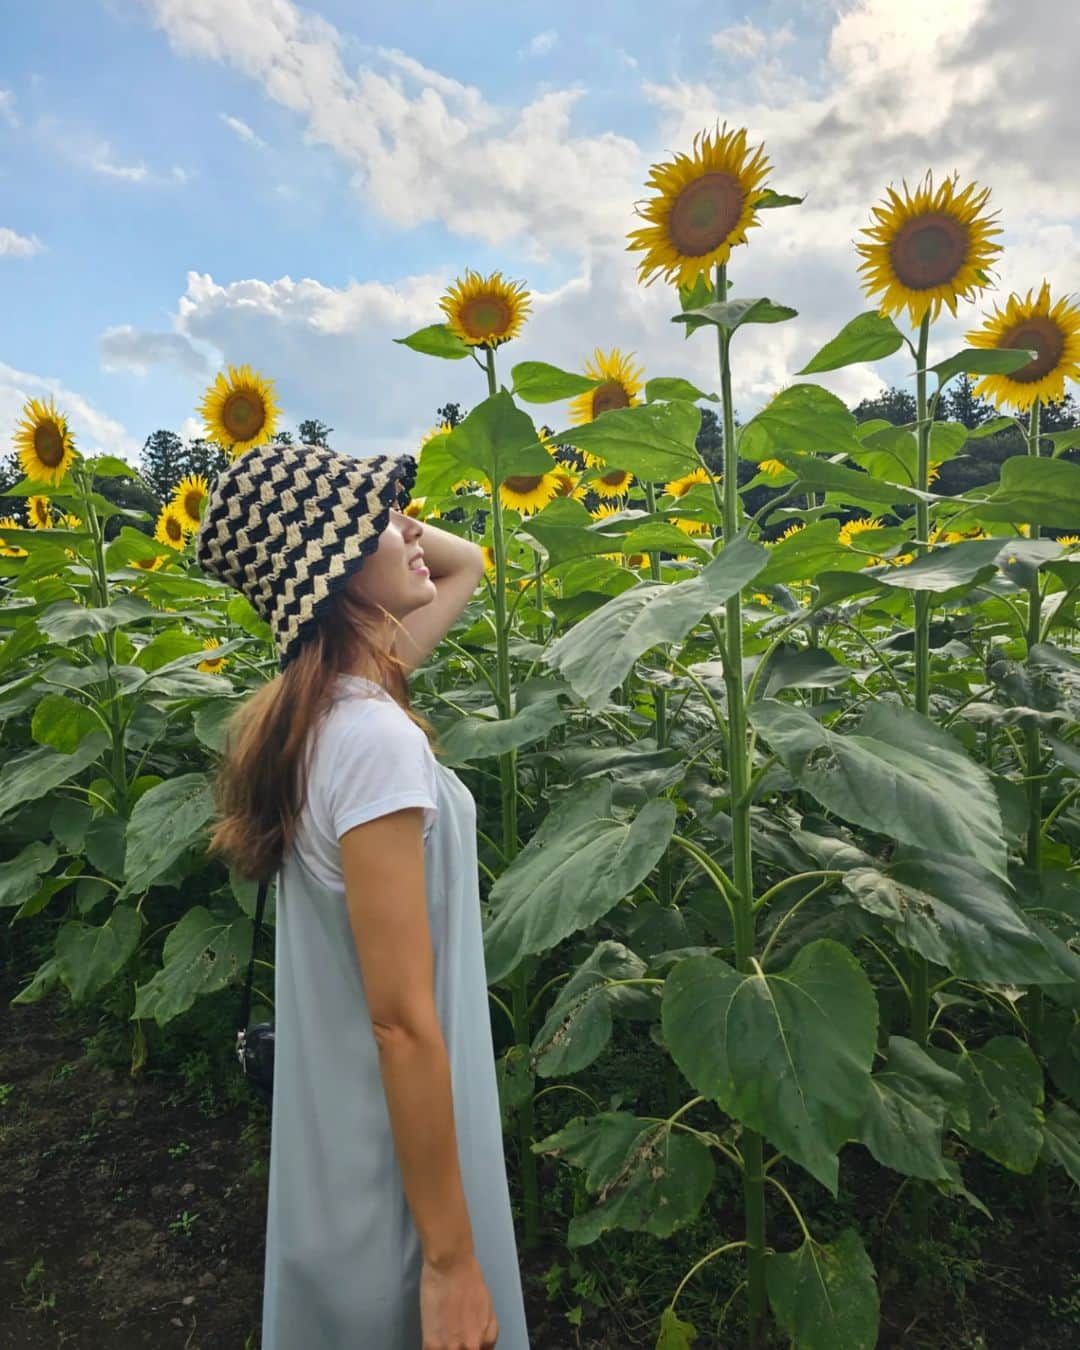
[240,878,271,1033]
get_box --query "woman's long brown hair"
[207,587,439,883]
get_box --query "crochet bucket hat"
[194,441,418,671]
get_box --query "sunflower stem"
[485,343,539,1249]
[1023,397,1050,1223]
[909,311,933,1240]
[75,461,128,808]
[643,481,674,951]
[716,262,766,1348]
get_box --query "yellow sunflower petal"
[855,170,1002,327]
[154,502,189,551]
[627,122,773,289]
[568,347,646,425]
[439,269,531,348]
[198,364,280,457]
[171,473,211,532]
[13,396,78,486]
[964,280,1080,412]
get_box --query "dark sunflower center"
[553,475,575,497]
[591,381,631,416]
[504,474,545,494]
[890,213,968,290]
[461,295,512,341]
[166,516,183,542]
[1001,316,1064,383]
[34,420,65,467]
[600,469,629,486]
[183,490,204,519]
[222,391,266,440]
[668,172,744,258]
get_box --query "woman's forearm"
[375,1021,476,1269]
[416,517,484,581]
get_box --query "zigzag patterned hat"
[194,441,417,671]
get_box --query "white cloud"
[87,141,150,182]
[220,112,266,148]
[0,88,17,128]
[710,20,793,61]
[0,361,138,459]
[0,227,44,259]
[142,1,641,252]
[119,0,1077,440]
[99,325,212,377]
[524,30,558,58]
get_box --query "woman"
[194,440,530,1349]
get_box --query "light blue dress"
[261,676,530,1348]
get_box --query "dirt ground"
[1,966,1077,1349]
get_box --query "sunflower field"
[3,122,1080,1349]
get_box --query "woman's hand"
[420,1253,499,1350]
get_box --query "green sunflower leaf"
[839,856,1062,985]
[532,1111,714,1247]
[56,904,143,1003]
[442,390,548,483]
[797,311,906,374]
[510,361,599,402]
[857,1036,966,1181]
[929,346,1038,385]
[120,772,216,898]
[549,400,702,481]
[543,532,767,708]
[928,1036,1044,1173]
[132,905,253,1027]
[662,940,878,1192]
[645,377,718,403]
[483,779,675,983]
[970,456,1080,529]
[672,297,798,334]
[766,1227,879,1350]
[738,384,867,460]
[393,323,471,360]
[750,700,1008,878]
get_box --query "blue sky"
[2,0,1076,463]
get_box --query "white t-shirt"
[292,673,440,892]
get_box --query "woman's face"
[346,508,435,618]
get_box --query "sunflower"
[855,171,1002,327]
[670,515,712,537]
[154,502,188,551]
[758,458,787,478]
[964,280,1080,412]
[592,467,635,499]
[131,554,167,572]
[198,364,280,458]
[171,474,210,532]
[627,123,772,288]
[439,269,531,348]
[751,592,771,606]
[838,516,884,548]
[499,470,561,516]
[590,502,623,521]
[420,421,454,446]
[664,465,714,499]
[196,638,229,675]
[549,466,581,499]
[568,348,645,426]
[0,516,27,558]
[13,396,78,486]
[1057,535,1080,550]
[62,512,82,529]
[775,523,805,544]
[403,497,441,520]
[481,545,498,575]
[27,494,53,529]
